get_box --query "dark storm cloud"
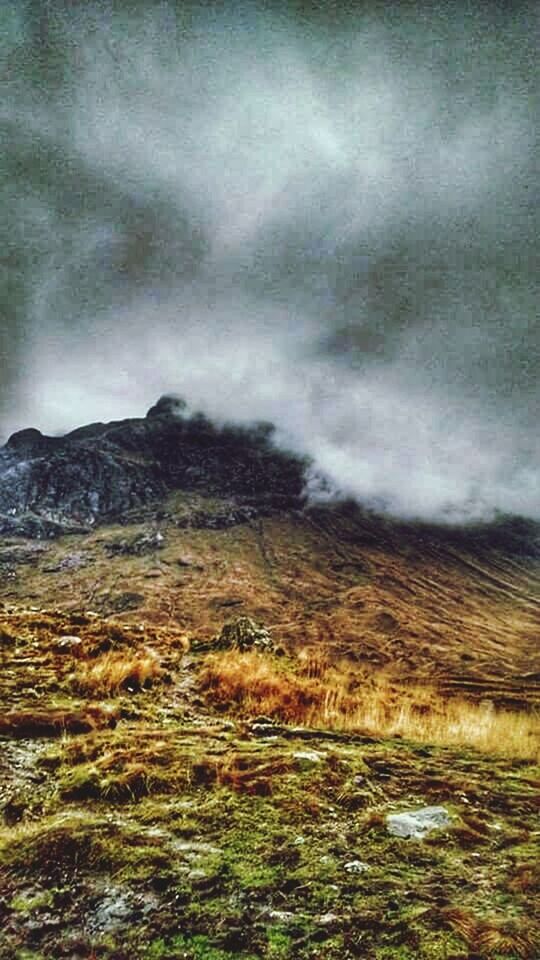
[1,1,538,520]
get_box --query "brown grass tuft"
[73,648,162,696]
[200,649,540,760]
[59,736,181,801]
[507,862,540,895]
[296,646,332,679]
[444,907,539,958]
[192,751,294,796]
[200,650,327,723]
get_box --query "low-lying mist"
[1,1,538,521]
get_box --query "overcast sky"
[1,0,538,521]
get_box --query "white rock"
[344,860,369,873]
[56,635,83,653]
[293,750,323,764]
[386,805,451,839]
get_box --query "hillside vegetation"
[0,406,538,958]
[0,582,538,958]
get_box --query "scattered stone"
[318,912,340,926]
[266,910,297,923]
[344,860,369,874]
[105,531,164,557]
[56,635,83,654]
[250,722,281,737]
[105,591,145,612]
[186,868,208,882]
[171,840,222,858]
[88,888,135,933]
[293,750,324,765]
[386,805,451,839]
[44,552,87,573]
[176,554,204,570]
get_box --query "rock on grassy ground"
[0,607,538,960]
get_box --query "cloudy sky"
[1,0,538,520]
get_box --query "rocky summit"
[0,397,306,537]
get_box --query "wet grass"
[2,719,539,959]
[1,603,539,959]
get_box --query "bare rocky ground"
[0,604,538,960]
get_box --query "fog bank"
[1,1,538,520]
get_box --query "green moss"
[265,928,294,958]
[10,890,54,914]
[13,952,52,960]
[414,932,471,959]
[1,704,538,960]
[145,934,258,959]
[0,814,173,882]
[374,949,420,959]
[58,763,103,799]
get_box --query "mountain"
[0,395,306,538]
[0,400,539,960]
[0,398,538,705]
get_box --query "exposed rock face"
[0,397,307,537]
[145,394,187,419]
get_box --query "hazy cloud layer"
[1,1,538,521]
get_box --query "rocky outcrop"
[213,617,275,652]
[192,617,277,654]
[0,397,307,537]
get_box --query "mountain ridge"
[0,397,306,538]
[1,396,539,553]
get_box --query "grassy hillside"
[0,501,539,958]
[1,498,538,704]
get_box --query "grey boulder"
[386,805,451,839]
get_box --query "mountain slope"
[1,402,539,960]
[0,400,538,707]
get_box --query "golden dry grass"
[3,510,538,708]
[200,648,540,760]
[444,907,539,958]
[73,648,162,696]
